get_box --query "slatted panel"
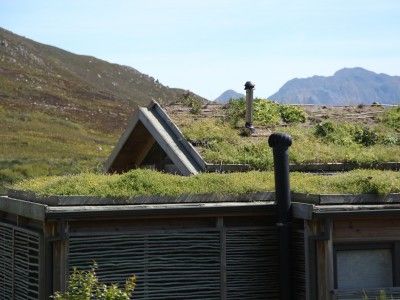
[69,230,221,300]
[0,225,13,300]
[0,222,41,300]
[292,225,306,299]
[14,230,41,300]
[226,228,280,299]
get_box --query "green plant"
[226,99,306,126]
[377,290,387,300]
[278,105,307,123]
[314,121,369,146]
[380,107,400,131]
[226,98,246,127]
[180,92,202,114]
[314,121,336,139]
[226,98,281,127]
[52,263,136,300]
[353,127,378,146]
[253,99,281,126]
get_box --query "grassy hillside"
[0,27,206,193]
[0,28,206,109]
[0,27,206,132]
[0,104,117,193]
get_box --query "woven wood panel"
[0,222,41,300]
[68,230,221,300]
[292,224,306,299]
[226,228,279,299]
[0,225,13,300]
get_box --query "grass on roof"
[182,118,400,170]
[13,169,400,197]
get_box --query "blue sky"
[1,0,400,99]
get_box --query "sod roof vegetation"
[166,101,400,169]
[14,169,400,197]
[8,100,400,197]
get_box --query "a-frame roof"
[104,101,206,175]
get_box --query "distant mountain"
[215,89,244,104]
[269,67,400,105]
[0,27,206,132]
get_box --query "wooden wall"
[63,215,280,300]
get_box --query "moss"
[14,169,400,197]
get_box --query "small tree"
[52,263,136,300]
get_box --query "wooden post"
[315,219,334,300]
[52,221,68,294]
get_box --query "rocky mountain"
[0,27,206,132]
[215,89,244,104]
[269,68,400,105]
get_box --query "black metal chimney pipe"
[268,133,293,300]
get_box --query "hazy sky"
[1,0,400,99]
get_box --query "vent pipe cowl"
[244,81,255,134]
[268,132,293,300]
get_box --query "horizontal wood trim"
[333,217,400,242]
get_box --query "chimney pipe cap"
[268,133,292,148]
[244,81,255,90]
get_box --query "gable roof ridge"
[149,100,206,170]
[104,101,206,175]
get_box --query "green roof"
[14,169,400,197]
[167,103,400,169]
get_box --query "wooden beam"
[134,135,156,166]
[0,196,46,221]
[292,202,314,220]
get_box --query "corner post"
[268,133,293,300]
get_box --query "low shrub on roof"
[380,106,400,131]
[182,119,400,170]
[14,169,400,197]
[225,98,307,127]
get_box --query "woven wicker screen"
[68,225,279,299]
[0,222,41,300]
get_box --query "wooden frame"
[333,243,396,289]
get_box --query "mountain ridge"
[0,27,207,132]
[269,67,400,105]
[214,89,244,104]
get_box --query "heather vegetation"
[226,98,306,127]
[380,106,400,131]
[15,169,400,196]
[181,104,400,169]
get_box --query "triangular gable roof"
[104,101,206,175]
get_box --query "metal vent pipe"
[268,133,293,300]
[244,81,255,133]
